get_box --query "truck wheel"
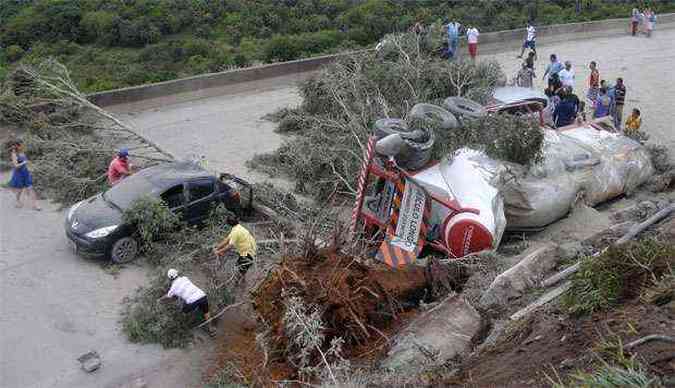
[110,237,138,264]
[443,97,487,119]
[408,103,459,130]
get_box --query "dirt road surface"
[0,173,207,388]
[1,26,673,388]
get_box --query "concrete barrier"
[89,14,674,108]
[88,53,350,107]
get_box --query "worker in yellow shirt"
[624,108,642,138]
[213,216,257,276]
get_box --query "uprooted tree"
[0,58,170,205]
[250,32,544,200]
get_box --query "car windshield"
[103,176,157,210]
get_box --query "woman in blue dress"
[8,141,40,210]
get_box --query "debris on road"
[77,351,101,373]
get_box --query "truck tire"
[408,103,459,129]
[443,97,487,119]
[374,118,429,142]
[373,118,435,171]
[110,237,139,264]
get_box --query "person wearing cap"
[158,269,214,333]
[107,148,132,186]
[213,216,257,277]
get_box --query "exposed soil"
[207,248,468,385]
[438,300,675,387]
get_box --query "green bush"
[5,45,24,62]
[122,197,180,248]
[562,239,675,315]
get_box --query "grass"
[561,239,675,315]
[547,336,663,388]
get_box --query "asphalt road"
[0,173,205,388]
[1,26,673,388]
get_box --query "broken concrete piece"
[382,295,481,370]
[479,244,559,309]
[77,351,101,373]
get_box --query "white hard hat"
[167,268,179,280]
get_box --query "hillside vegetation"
[1,0,674,92]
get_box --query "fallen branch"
[624,334,675,350]
[615,204,675,245]
[196,302,244,328]
[257,238,300,246]
[510,281,571,321]
[542,204,675,287]
[542,263,580,288]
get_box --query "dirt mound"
[438,300,675,387]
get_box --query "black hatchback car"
[65,161,250,263]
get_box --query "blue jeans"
[448,38,458,60]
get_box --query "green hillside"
[1,0,672,92]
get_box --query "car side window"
[188,179,214,204]
[161,184,185,209]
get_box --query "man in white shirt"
[518,22,537,59]
[558,61,575,90]
[159,268,214,333]
[466,26,479,60]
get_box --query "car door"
[185,178,216,224]
[160,183,187,220]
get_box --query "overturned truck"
[351,99,653,266]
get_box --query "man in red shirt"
[107,148,132,186]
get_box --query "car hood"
[69,194,123,234]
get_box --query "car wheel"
[110,237,138,264]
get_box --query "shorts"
[237,254,253,275]
[523,40,536,50]
[468,43,478,57]
[183,296,209,315]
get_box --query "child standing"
[586,61,600,104]
[625,108,642,137]
[466,26,479,60]
[515,62,536,88]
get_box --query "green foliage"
[121,204,236,348]
[5,0,675,91]
[5,45,25,62]
[440,114,545,166]
[121,272,198,348]
[122,196,180,248]
[249,33,509,199]
[562,239,675,315]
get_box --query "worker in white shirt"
[466,26,479,60]
[158,269,214,333]
[518,21,537,59]
[558,61,576,90]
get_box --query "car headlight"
[67,201,83,221]
[85,225,119,239]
